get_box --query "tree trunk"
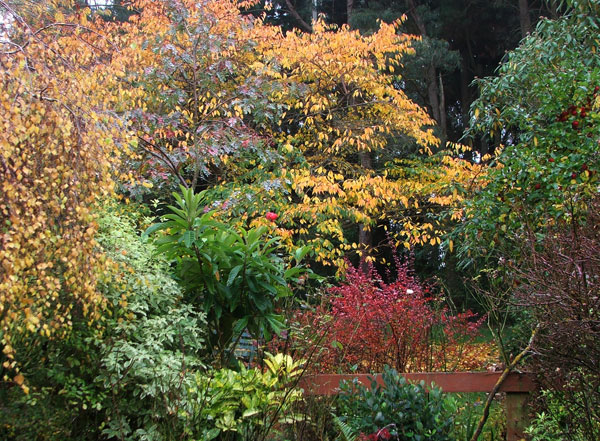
[423,66,446,143]
[284,0,313,33]
[438,72,447,147]
[405,0,446,138]
[460,56,471,128]
[358,150,373,272]
[518,0,531,37]
[426,66,441,123]
[346,0,354,24]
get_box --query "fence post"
[505,391,529,441]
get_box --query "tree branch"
[284,0,313,33]
[469,325,538,441]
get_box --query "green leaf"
[141,222,166,241]
[205,428,221,440]
[181,230,195,248]
[252,294,271,312]
[232,317,249,336]
[257,280,278,295]
[227,264,244,287]
[294,245,312,263]
[242,408,260,418]
[264,314,285,336]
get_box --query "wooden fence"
[299,372,536,441]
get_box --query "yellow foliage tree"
[105,0,274,190]
[111,0,484,267]
[0,0,133,382]
[251,19,440,264]
[215,15,479,265]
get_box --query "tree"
[455,4,600,435]
[0,0,134,382]
[114,0,481,267]
[459,0,600,267]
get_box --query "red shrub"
[277,259,491,373]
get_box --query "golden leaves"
[0,0,485,283]
[1,3,134,378]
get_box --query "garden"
[1,0,599,440]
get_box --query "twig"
[137,135,188,188]
[469,325,538,441]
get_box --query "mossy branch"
[469,325,538,441]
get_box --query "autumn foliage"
[0,1,133,374]
[279,259,494,374]
[1,0,484,387]
[109,0,481,266]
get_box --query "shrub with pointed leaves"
[144,186,312,366]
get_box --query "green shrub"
[144,186,312,366]
[0,205,209,441]
[334,366,456,441]
[183,353,304,441]
[1,204,313,441]
[93,206,208,440]
[525,388,600,441]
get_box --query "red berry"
[595,86,599,93]
[572,120,580,129]
[534,183,541,189]
[265,211,278,221]
[581,164,588,171]
[572,172,578,179]
[549,158,555,163]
